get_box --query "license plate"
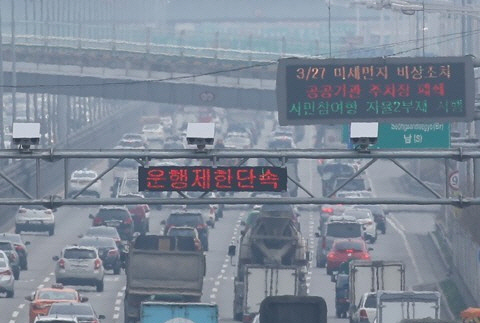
[106,222,119,227]
[28,220,42,224]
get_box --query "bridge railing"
[2,34,315,62]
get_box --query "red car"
[326,238,372,275]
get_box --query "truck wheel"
[48,227,55,236]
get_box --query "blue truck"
[140,302,218,323]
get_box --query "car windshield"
[49,303,94,315]
[78,237,115,248]
[269,139,293,149]
[168,214,203,226]
[0,234,21,244]
[335,178,366,191]
[85,227,119,239]
[322,163,355,176]
[20,205,47,210]
[63,249,96,259]
[168,229,195,237]
[72,172,96,179]
[97,209,129,220]
[163,142,184,149]
[0,242,13,251]
[344,210,370,219]
[38,291,77,300]
[119,140,143,148]
[334,240,364,251]
[143,124,161,131]
[365,294,377,308]
[326,223,362,238]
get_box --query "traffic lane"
[0,205,122,323]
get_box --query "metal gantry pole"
[0,0,5,150]
[11,0,17,123]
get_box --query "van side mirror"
[368,247,374,251]
[228,245,236,257]
[88,214,94,219]
[315,232,320,238]
[52,255,59,261]
[24,241,31,246]
[160,220,166,225]
[306,251,310,262]
[80,296,89,302]
[240,220,246,226]
[25,295,33,301]
[98,315,106,320]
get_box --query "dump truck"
[376,291,441,323]
[124,235,206,323]
[349,260,406,319]
[232,204,309,322]
[140,302,218,323]
[257,295,327,323]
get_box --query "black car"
[0,233,30,270]
[0,240,20,280]
[162,212,209,251]
[78,236,122,275]
[90,206,134,241]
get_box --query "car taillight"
[327,252,335,259]
[124,217,133,225]
[15,245,24,252]
[365,221,373,225]
[322,207,333,213]
[362,253,371,259]
[94,258,102,269]
[58,258,65,269]
[322,237,326,249]
[108,249,119,257]
[0,269,12,275]
[359,309,368,320]
[93,217,103,225]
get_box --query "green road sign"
[343,123,450,149]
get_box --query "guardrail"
[2,34,314,62]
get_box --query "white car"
[69,169,102,198]
[15,205,55,236]
[53,246,104,292]
[0,250,14,298]
[351,292,377,323]
[142,123,165,142]
[343,208,377,243]
[34,315,78,323]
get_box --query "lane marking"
[113,314,120,320]
[43,277,50,282]
[387,217,423,284]
[12,311,19,318]
[117,291,123,297]
[18,304,25,309]
[114,306,120,312]
[214,281,220,286]
[115,299,121,305]
[38,284,44,289]
[212,288,218,292]
[210,294,216,299]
